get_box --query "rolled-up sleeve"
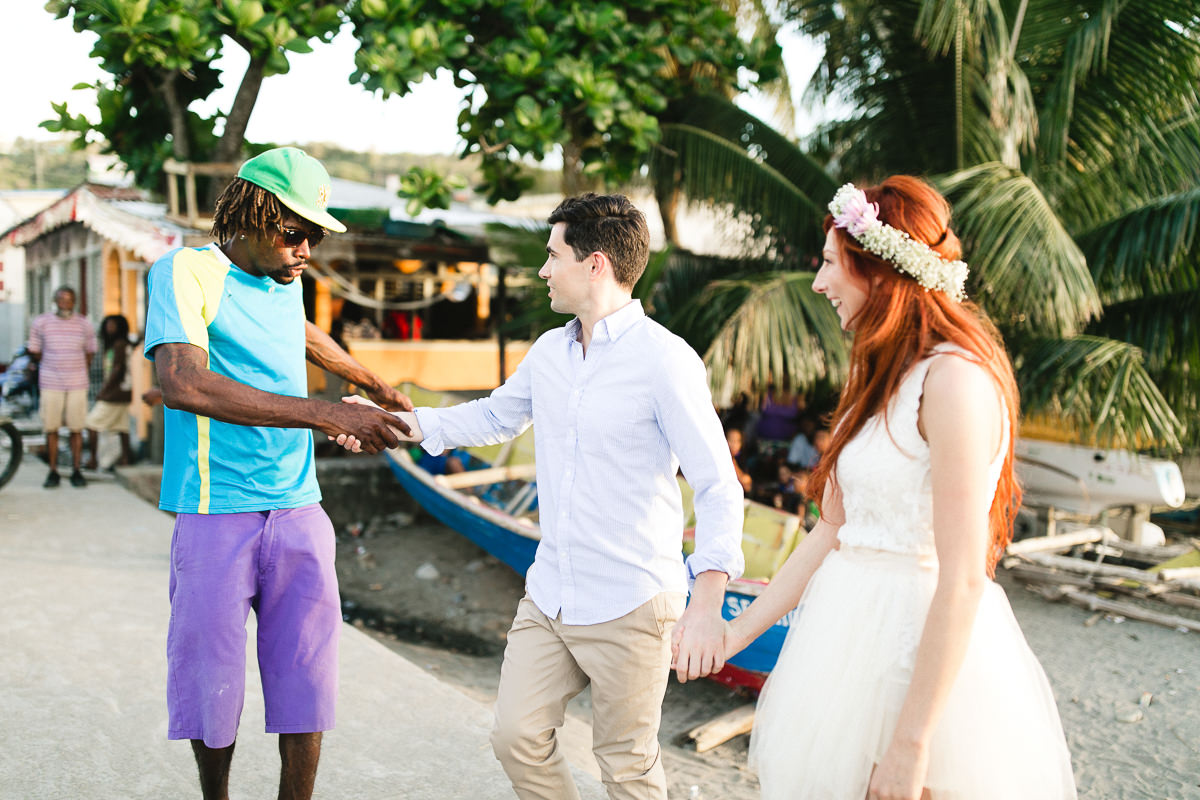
[654,348,745,583]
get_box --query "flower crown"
[828,183,968,302]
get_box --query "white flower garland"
[828,183,969,302]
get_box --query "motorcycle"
[0,413,21,489]
[1,347,37,417]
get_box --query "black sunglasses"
[279,226,326,248]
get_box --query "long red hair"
[809,176,1021,576]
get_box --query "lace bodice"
[835,344,1007,557]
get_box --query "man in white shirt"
[341,193,745,799]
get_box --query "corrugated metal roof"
[2,184,185,261]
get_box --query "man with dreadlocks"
[144,147,413,800]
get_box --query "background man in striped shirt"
[27,285,96,488]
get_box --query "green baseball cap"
[237,147,347,233]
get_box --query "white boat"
[1015,438,1186,516]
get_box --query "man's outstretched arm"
[304,321,413,411]
[154,341,407,454]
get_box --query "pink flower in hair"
[832,187,880,236]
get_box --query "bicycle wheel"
[0,422,22,489]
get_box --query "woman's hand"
[867,738,930,800]
[723,619,749,661]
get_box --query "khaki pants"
[491,592,685,800]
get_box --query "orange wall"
[346,339,532,391]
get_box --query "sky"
[0,2,821,156]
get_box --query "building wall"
[345,339,532,392]
[0,243,27,361]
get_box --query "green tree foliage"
[652,0,1200,450]
[346,0,781,202]
[41,0,342,188]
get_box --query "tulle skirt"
[749,545,1077,799]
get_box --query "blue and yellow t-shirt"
[144,244,320,514]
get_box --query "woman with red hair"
[692,176,1076,798]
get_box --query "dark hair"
[547,193,650,288]
[210,177,287,241]
[54,285,76,298]
[99,314,130,349]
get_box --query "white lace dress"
[749,347,1076,799]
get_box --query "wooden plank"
[1154,592,1200,611]
[434,463,537,489]
[1006,528,1106,555]
[1159,567,1200,582]
[1018,552,1160,584]
[1058,589,1200,632]
[685,704,757,753]
[1106,539,1194,565]
[1001,562,1095,589]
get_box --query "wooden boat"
[382,391,803,692]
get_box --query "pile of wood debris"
[1001,526,1200,632]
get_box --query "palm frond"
[650,249,790,342]
[1090,289,1200,371]
[1087,289,1200,447]
[655,122,827,253]
[1016,334,1183,452]
[664,93,838,208]
[1076,187,1200,299]
[632,247,673,305]
[915,0,984,56]
[1026,1,1200,174]
[671,271,850,398]
[937,162,1102,334]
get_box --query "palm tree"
[647,0,1200,451]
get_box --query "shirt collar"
[563,299,645,343]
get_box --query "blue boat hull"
[385,450,789,690]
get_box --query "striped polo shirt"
[27,312,97,391]
[144,243,320,514]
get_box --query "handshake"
[328,394,423,454]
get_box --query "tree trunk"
[560,137,601,197]
[214,52,267,164]
[653,179,681,245]
[158,72,191,162]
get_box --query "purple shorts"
[167,505,340,748]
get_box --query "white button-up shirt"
[415,301,745,625]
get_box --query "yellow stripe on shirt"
[170,248,228,515]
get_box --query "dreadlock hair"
[210,178,286,242]
[99,314,130,350]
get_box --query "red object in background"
[389,312,424,340]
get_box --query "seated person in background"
[725,425,753,494]
[790,468,820,528]
[786,415,821,469]
[417,450,465,475]
[754,387,801,447]
[720,392,752,436]
[765,462,802,514]
[810,429,832,467]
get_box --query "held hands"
[669,609,728,683]
[321,397,410,455]
[332,395,417,453]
